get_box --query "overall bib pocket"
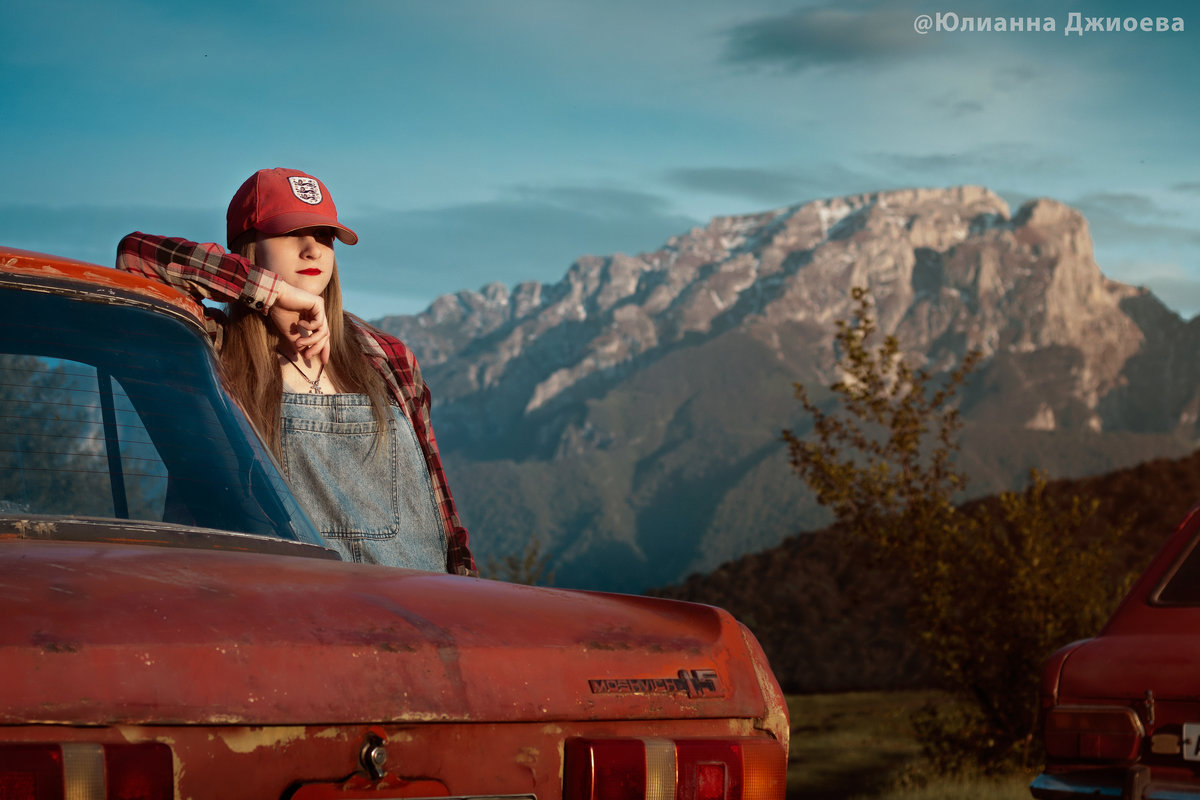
[280,393,446,570]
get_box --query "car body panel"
[0,718,772,799]
[1,246,208,324]
[1,537,769,727]
[0,246,788,798]
[1034,508,1200,798]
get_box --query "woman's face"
[255,227,336,296]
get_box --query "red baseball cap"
[226,168,359,249]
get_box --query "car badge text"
[589,669,724,698]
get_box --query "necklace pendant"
[285,355,326,395]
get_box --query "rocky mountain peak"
[371,185,1200,593]
[378,185,1181,441]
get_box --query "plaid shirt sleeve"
[115,232,281,347]
[349,315,478,577]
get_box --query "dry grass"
[785,691,1034,800]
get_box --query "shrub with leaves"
[485,536,556,586]
[782,287,1134,774]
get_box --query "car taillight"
[564,737,786,800]
[0,743,172,800]
[1044,706,1145,761]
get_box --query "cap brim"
[256,211,359,245]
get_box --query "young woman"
[116,168,476,576]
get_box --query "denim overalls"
[279,392,447,571]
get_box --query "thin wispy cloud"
[869,144,1069,177]
[2,0,1196,320]
[1074,192,1172,220]
[663,164,885,208]
[1141,276,1200,318]
[0,204,218,268]
[1072,208,1200,249]
[1104,260,1200,319]
[505,185,680,220]
[663,167,810,204]
[349,185,700,300]
[721,3,928,72]
[928,94,986,119]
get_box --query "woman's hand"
[269,281,331,365]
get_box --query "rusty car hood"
[0,539,770,726]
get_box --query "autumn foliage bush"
[782,288,1135,774]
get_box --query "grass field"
[785,691,1034,799]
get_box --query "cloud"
[0,204,219,267]
[1141,276,1200,319]
[928,94,985,119]
[663,163,885,207]
[1172,182,1200,194]
[0,188,702,320]
[1073,192,1171,220]
[344,185,702,310]
[504,185,677,220]
[1104,261,1200,319]
[995,65,1039,88]
[721,3,927,72]
[869,144,1068,177]
[662,167,810,204]
[1139,276,1200,320]
[1069,193,1200,250]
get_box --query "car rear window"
[0,353,168,519]
[1156,532,1200,604]
[0,283,322,545]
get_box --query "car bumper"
[1032,769,1200,800]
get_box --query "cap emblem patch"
[288,176,323,205]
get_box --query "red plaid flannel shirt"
[116,232,477,576]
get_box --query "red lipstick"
[298,268,322,276]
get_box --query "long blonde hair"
[221,237,391,456]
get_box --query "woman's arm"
[116,232,330,362]
[116,232,281,311]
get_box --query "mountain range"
[376,185,1198,593]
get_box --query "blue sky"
[2,0,1197,319]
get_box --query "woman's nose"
[298,236,320,257]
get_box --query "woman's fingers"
[296,323,331,364]
[270,283,331,364]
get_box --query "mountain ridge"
[375,185,1197,591]
[652,447,1200,693]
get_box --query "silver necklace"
[286,358,325,394]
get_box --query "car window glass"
[0,355,166,519]
[0,285,322,546]
[1156,533,1200,604]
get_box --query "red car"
[0,247,789,799]
[1033,505,1200,799]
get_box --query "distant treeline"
[652,448,1200,693]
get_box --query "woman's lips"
[298,268,322,276]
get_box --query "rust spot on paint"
[31,631,79,653]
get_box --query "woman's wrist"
[239,264,282,315]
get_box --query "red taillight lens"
[570,739,648,800]
[0,743,172,800]
[1044,706,1145,761]
[564,737,786,800]
[0,745,61,800]
[104,744,173,800]
[695,763,725,800]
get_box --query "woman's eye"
[293,229,334,245]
